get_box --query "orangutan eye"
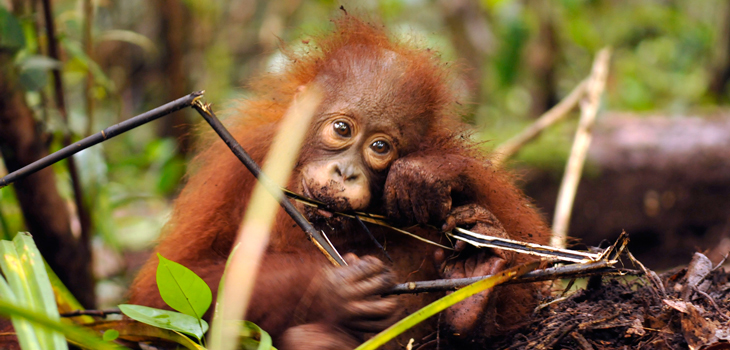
[333,121,351,137]
[370,140,391,154]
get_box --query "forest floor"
[494,252,730,350]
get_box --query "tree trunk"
[155,0,193,153]
[0,54,95,308]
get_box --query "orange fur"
[129,15,550,349]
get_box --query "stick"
[551,48,611,249]
[207,86,324,350]
[449,228,600,263]
[0,91,345,266]
[0,92,204,189]
[387,262,641,295]
[42,0,93,263]
[493,80,587,166]
[60,309,121,318]
[192,100,346,267]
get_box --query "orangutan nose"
[331,162,362,183]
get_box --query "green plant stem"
[0,300,125,350]
[355,261,539,350]
[0,203,10,240]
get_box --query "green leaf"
[102,329,119,341]
[240,320,275,350]
[15,55,60,91]
[19,68,48,91]
[12,233,67,349]
[354,261,539,350]
[156,253,212,320]
[157,156,186,194]
[0,300,123,350]
[87,320,204,350]
[17,55,61,70]
[118,304,208,342]
[0,6,25,52]
[0,273,41,350]
[99,30,158,56]
[0,233,74,350]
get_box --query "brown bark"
[155,0,193,153]
[527,4,558,118]
[0,54,95,308]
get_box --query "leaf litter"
[492,251,730,350]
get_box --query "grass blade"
[0,271,41,350]
[0,299,124,350]
[0,239,43,350]
[355,261,539,350]
[13,233,67,349]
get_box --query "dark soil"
[493,253,730,350]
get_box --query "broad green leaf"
[119,304,208,341]
[17,55,61,70]
[0,273,40,350]
[156,253,212,319]
[240,320,275,350]
[19,68,48,91]
[102,329,119,341]
[0,299,121,349]
[85,320,204,350]
[59,37,116,92]
[13,233,67,349]
[354,261,539,350]
[0,7,25,52]
[16,56,58,91]
[0,240,45,350]
[99,30,158,56]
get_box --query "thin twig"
[42,0,92,248]
[83,0,94,136]
[628,251,667,298]
[551,48,611,249]
[191,100,346,267]
[0,202,9,240]
[449,228,601,263]
[493,80,587,166]
[0,89,606,266]
[356,216,392,263]
[693,286,730,321]
[386,261,642,295]
[208,86,322,350]
[570,332,594,350]
[60,309,121,318]
[0,92,204,188]
[0,89,612,267]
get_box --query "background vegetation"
[1,0,729,307]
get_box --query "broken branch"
[0,91,204,188]
[191,100,346,267]
[386,261,641,295]
[493,80,588,166]
[551,48,611,249]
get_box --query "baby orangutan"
[129,15,551,350]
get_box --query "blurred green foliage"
[0,0,728,306]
